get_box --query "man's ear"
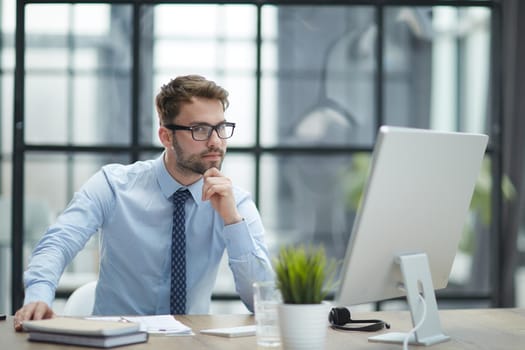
[158,127,173,148]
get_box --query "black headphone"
[329,307,390,332]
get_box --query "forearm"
[23,226,85,306]
[23,182,107,306]
[223,218,275,312]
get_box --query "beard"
[172,138,225,175]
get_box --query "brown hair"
[155,75,229,125]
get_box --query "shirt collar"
[154,152,204,206]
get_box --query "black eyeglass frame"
[164,122,236,141]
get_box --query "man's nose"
[207,129,222,146]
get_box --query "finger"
[203,167,221,179]
[13,310,24,331]
[205,183,228,198]
[202,174,230,200]
[33,302,54,321]
[203,179,232,201]
[14,303,37,331]
[202,168,219,201]
[14,319,24,332]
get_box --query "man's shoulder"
[101,159,157,186]
[102,159,154,173]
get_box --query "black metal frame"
[11,0,502,313]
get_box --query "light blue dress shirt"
[23,153,274,315]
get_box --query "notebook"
[23,317,148,348]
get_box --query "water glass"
[253,280,282,347]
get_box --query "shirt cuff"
[222,219,258,259]
[24,282,55,307]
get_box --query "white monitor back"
[335,126,488,306]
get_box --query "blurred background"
[1,0,524,315]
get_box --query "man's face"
[169,97,227,176]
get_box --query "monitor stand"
[368,253,450,346]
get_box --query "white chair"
[62,281,97,316]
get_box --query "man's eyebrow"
[189,120,227,126]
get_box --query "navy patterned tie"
[170,189,190,315]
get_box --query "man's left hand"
[202,167,243,225]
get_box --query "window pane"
[0,0,15,314]
[222,154,255,202]
[154,5,219,36]
[261,5,376,147]
[383,6,491,137]
[142,4,258,147]
[25,4,133,146]
[1,0,16,32]
[260,153,361,262]
[0,158,12,313]
[2,75,14,153]
[25,74,68,143]
[26,5,71,34]
[25,153,130,229]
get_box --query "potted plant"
[274,244,337,350]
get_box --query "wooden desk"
[2,308,524,349]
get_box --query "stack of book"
[23,317,149,348]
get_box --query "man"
[14,75,274,330]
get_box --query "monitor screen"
[335,126,488,307]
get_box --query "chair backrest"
[62,281,97,316]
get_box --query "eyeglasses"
[164,122,236,141]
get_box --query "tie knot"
[173,189,190,204]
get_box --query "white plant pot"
[277,302,330,350]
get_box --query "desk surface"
[2,308,524,349]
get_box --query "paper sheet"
[87,315,193,336]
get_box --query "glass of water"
[253,280,282,347]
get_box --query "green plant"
[458,159,516,252]
[273,245,337,304]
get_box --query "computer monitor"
[334,126,488,346]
